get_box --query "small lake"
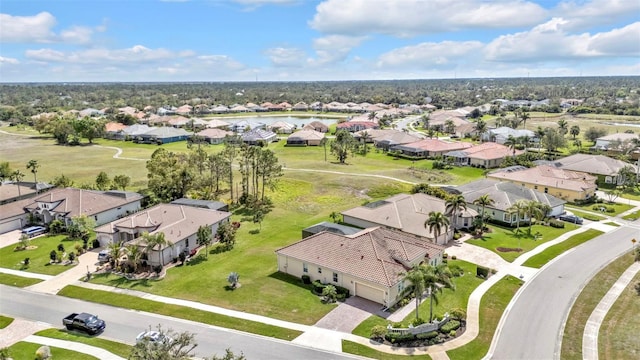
[218,116,338,127]
[601,122,640,128]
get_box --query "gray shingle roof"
[455,179,566,211]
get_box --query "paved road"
[488,224,638,360]
[0,285,359,360]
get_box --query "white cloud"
[25,45,182,64]
[485,19,640,62]
[555,0,640,31]
[376,41,484,69]
[0,12,56,43]
[0,56,20,65]
[309,35,367,65]
[264,47,307,67]
[310,0,547,37]
[59,26,94,44]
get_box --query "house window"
[534,185,538,190]
[303,263,308,273]
[318,267,322,274]
[185,239,189,247]
[544,187,548,193]
[397,281,405,294]
[333,273,338,282]
[503,213,510,222]
[94,215,98,221]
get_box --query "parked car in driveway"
[558,214,583,224]
[97,250,111,263]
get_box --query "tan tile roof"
[276,227,445,287]
[0,197,36,218]
[555,154,635,176]
[105,122,128,132]
[95,204,231,247]
[288,130,325,141]
[341,193,477,240]
[0,183,36,202]
[24,188,143,218]
[461,142,522,160]
[400,138,473,152]
[488,165,597,192]
[197,128,233,139]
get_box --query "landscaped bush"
[370,325,388,340]
[301,275,311,284]
[448,264,464,277]
[476,266,489,279]
[440,320,461,333]
[335,285,350,298]
[605,206,615,213]
[312,280,325,294]
[451,255,457,260]
[449,330,457,337]
[549,219,565,228]
[411,317,425,326]
[416,331,439,340]
[385,332,415,343]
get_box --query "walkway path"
[582,261,640,360]
[92,145,147,161]
[24,335,126,360]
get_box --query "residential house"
[487,165,597,202]
[137,127,192,144]
[292,102,309,111]
[241,129,277,145]
[196,128,234,144]
[341,193,478,245]
[121,124,152,140]
[269,121,296,134]
[0,181,55,205]
[206,119,230,129]
[104,122,128,139]
[336,121,379,133]
[482,127,536,144]
[353,129,421,151]
[286,130,325,146]
[95,204,231,266]
[445,142,522,168]
[455,178,566,225]
[210,105,229,114]
[592,132,638,152]
[230,120,265,133]
[303,121,329,133]
[276,227,445,307]
[170,198,229,212]
[546,154,637,185]
[391,139,473,159]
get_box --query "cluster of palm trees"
[506,199,552,235]
[402,263,455,323]
[107,232,168,273]
[423,194,469,243]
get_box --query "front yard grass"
[560,252,635,360]
[566,209,606,222]
[352,260,484,337]
[58,285,302,341]
[0,273,43,287]
[446,275,524,360]
[599,269,640,359]
[0,315,14,329]
[603,221,620,227]
[567,202,634,217]
[522,229,603,268]
[6,341,97,360]
[621,210,640,221]
[0,234,82,275]
[467,224,571,262]
[342,340,425,359]
[35,328,132,358]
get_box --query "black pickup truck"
[62,313,106,335]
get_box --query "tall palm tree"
[504,135,518,158]
[26,159,40,193]
[520,110,530,130]
[523,200,544,235]
[535,126,546,156]
[423,264,455,322]
[107,241,124,270]
[12,170,25,197]
[570,125,580,139]
[474,119,487,143]
[507,200,528,233]
[445,195,467,230]
[142,232,168,266]
[425,211,451,243]
[473,194,494,231]
[402,265,426,321]
[557,119,568,136]
[124,243,142,273]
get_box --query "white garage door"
[355,282,384,304]
[0,219,23,234]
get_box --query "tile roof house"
[0,181,55,205]
[241,128,278,145]
[546,154,637,185]
[303,121,329,133]
[445,142,523,168]
[341,193,478,245]
[455,179,566,225]
[95,203,231,266]
[336,121,379,132]
[353,129,421,151]
[286,130,325,146]
[269,121,296,134]
[482,127,536,144]
[391,139,473,159]
[15,188,144,229]
[206,119,230,129]
[276,227,445,306]
[230,120,266,133]
[487,165,597,202]
[196,128,234,144]
[137,127,192,144]
[592,132,638,151]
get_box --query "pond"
[217,116,338,128]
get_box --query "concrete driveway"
[0,230,22,248]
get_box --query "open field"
[35,328,132,358]
[6,341,98,360]
[560,252,635,360]
[599,269,640,359]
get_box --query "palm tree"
[535,126,546,156]
[12,170,25,197]
[557,119,568,136]
[523,200,544,235]
[474,119,487,142]
[520,110,530,130]
[402,265,426,320]
[425,211,451,244]
[507,200,528,233]
[444,119,455,135]
[142,232,168,266]
[107,241,123,270]
[445,194,467,230]
[26,159,40,193]
[473,194,494,232]
[124,243,142,273]
[423,264,455,322]
[570,125,580,139]
[421,115,430,130]
[504,135,518,158]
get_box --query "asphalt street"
[488,224,638,359]
[0,285,360,360]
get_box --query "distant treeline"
[1,76,639,120]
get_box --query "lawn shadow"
[268,271,313,292]
[186,254,207,266]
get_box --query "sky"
[0,0,639,82]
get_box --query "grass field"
[352,260,484,337]
[447,275,523,360]
[522,229,604,268]
[0,273,44,287]
[467,224,571,262]
[0,315,13,329]
[560,252,635,360]
[35,328,132,358]
[342,340,426,359]
[6,341,98,360]
[567,202,634,217]
[599,269,640,359]
[0,234,82,275]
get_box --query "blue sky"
[0,0,638,82]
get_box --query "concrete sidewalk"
[582,261,640,360]
[24,335,126,360]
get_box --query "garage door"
[355,282,384,304]
[0,219,23,234]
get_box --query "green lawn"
[342,340,426,359]
[599,270,640,359]
[467,224,571,262]
[35,328,132,358]
[603,222,620,227]
[561,252,636,360]
[522,229,604,268]
[352,260,484,337]
[0,315,14,329]
[0,234,82,275]
[567,202,634,217]
[622,210,640,221]
[58,285,302,341]
[6,341,98,360]
[447,275,524,360]
[566,209,606,222]
[0,273,43,287]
